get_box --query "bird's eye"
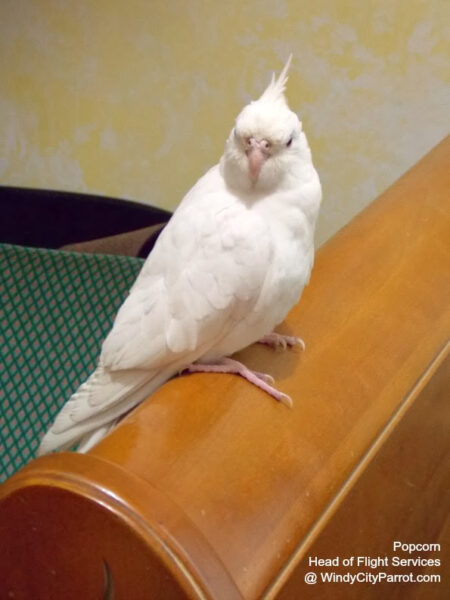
[286,137,293,147]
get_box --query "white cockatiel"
[38,56,322,455]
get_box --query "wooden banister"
[1,137,449,599]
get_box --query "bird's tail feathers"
[76,421,117,453]
[37,366,174,456]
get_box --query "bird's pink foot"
[184,357,292,407]
[258,332,305,351]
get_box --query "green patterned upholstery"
[1,244,143,482]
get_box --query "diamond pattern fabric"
[0,244,143,482]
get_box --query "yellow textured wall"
[1,0,449,245]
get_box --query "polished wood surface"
[1,137,449,599]
[276,350,449,600]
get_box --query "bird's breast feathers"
[100,164,319,371]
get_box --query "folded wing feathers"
[38,180,271,455]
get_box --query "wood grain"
[1,136,449,599]
[275,349,449,600]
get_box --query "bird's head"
[221,55,306,193]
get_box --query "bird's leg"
[258,332,305,351]
[184,357,292,407]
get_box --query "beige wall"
[1,1,448,245]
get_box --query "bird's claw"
[258,332,305,352]
[278,392,293,408]
[253,370,275,385]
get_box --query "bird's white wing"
[100,186,271,373]
[39,179,271,455]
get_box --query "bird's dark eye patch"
[286,137,293,147]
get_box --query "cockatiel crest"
[258,53,292,106]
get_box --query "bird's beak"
[247,139,269,181]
